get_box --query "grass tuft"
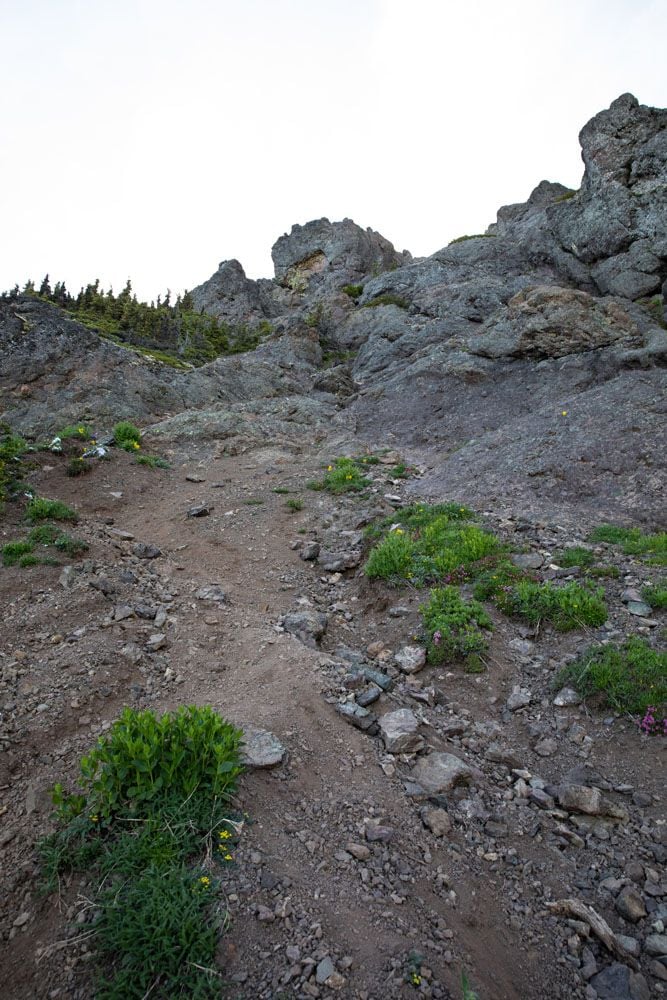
[25,497,78,522]
[555,637,666,720]
[420,586,492,665]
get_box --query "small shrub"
[342,283,363,298]
[421,586,492,665]
[0,426,29,503]
[286,498,303,512]
[66,456,92,477]
[361,293,408,310]
[18,553,40,567]
[272,487,291,494]
[555,546,596,568]
[113,420,142,451]
[555,637,666,720]
[588,524,635,544]
[642,581,667,609]
[587,564,620,579]
[554,189,578,202]
[58,424,92,440]
[28,523,61,544]
[2,541,34,567]
[308,457,370,494]
[26,497,78,522]
[134,454,170,469]
[589,524,667,563]
[54,533,88,557]
[365,530,416,582]
[497,580,607,631]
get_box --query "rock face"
[2,94,665,521]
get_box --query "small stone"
[240,728,286,768]
[558,784,603,815]
[256,905,275,922]
[346,843,371,861]
[315,957,335,984]
[146,633,167,651]
[615,885,647,923]
[511,552,543,569]
[421,806,452,838]
[644,934,667,957]
[616,935,641,959]
[627,601,652,617]
[300,542,320,561]
[379,708,423,753]
[534,737,558,757]
[394,645,426,674]
[187,504,212,517]
[553,687,582,706]
[195,585,227,603]
[365,823,394,843]
[336,702,378,732]
[411,752,478,794]
[506,685,532,711]
[185,474,206,482]
[355,684,382,708]
[13,913,30,928]
[132,543,161,559]
[58,565,76,589]
[106,527,135,541]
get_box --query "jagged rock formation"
[1,93,665,516]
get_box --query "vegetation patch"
[113,420,142,452]
[448,233,496,245]
[3,525,88,567]
[365,503,501,586]
[2,540,35,567]
[420,586,492,667]
[555,546,596,568]
[307,457,370,494]
[555,637,666,723]
[66,456,93,477]
[642,580,667,610]
[342,283,364,298]
[495,580,607,631]
[286,497,304,511]
[589,524,667,564]
[0,425,29,504]
[39,705,243,997]
[134,454,170,469]
[361,293,408,310]
[26,497,78,522]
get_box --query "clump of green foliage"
[555,546,596,568]
[555,637,666,720]
[554,189,578,202]
[365,503,501,586]
[361,293,408,310]
[420,586,492,666]
[113,420,142,451]
[586,564,620,579]
[2,541,34,567]
[495,580,607,631]
[3,524,88,567]
[286,497,304,511]
[134,454,170,469]
[307,457,370,494]
[342,283,364,299]
[589,524,667,564]
[58,423,93,441]
[16,276,269,366]
[26,497,78,522]
[448,233,496,245]
[642,580,667,609]
[39,706,244,998]
[272,486,291,494]
[0,425,29,504]
[66,456,92,477]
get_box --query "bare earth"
[0,443,664,1000]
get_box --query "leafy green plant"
[642,581,667,609]
[66,456,92,477]
[342,283,364,298]
[0,425,29,503]
[58,423,92,440]
[307,457,370,494]
[2,541,34,567]
[361,293,408,309]
[555,637,666,720]
[113,420,142,451]
[134,454,170,469]
[421,586,492,665]
[25,497,78,522]
[555,546,596,568]
[461,969,481,1000]
[589,524,667,563]
[496,580,607,631]
[286,497,304,511]
[272,486,291,494]
[365,529,415,581]
[39,706,244,997]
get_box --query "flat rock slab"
[394,645,426,674]
[241,727,286,768]
[412,752,478,794]
[379,708,423,753]
[195,584,227,603]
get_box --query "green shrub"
[555,546,596,568]
[0,426,29,503]
[361,293,408,309]
[365,530,416,582]
[472,559,529,601]
[587,564,620,579]
[134,454,170,469]
[589,524,667,563]
[26,497,78,522]
[308,457,370,494]
[286,497,303,511]
[66,456,92,477]
[420,586,492,665]
[40,706,243,996]
[555,637,666,719]
[113,420,142,451]
[642,581,667,609]
[342,283,364,298]
[588,524,635,544]
[496,580,607,631]
[2,541,34,567]
[58,424,92,440]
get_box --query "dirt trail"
[0,444,663,1000]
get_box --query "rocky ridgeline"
[1,93,666,522]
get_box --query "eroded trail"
[0,444,663,1000]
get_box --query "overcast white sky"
[1,0,665,302]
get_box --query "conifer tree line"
[2,276,270,366]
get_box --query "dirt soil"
[0,443,664,1000]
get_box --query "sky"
[1,0,665,302]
